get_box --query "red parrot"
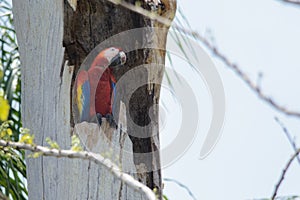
[75,47,126,127]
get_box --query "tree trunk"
[12,0,176,199]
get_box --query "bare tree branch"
[176,28,300,119]
[163,178,197,200]
[271,148,300,200]
[275,117,300,165]
[104,0,300,119]
[280,0,300,6]
[0,140,156,200]
[101,1,300,199]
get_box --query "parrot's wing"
[76,70,91,122]
[111,81,117,115]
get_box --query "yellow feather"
[77,86,83,114]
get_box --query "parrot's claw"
[105,114,118,129]
[96,113,103,126]
[96,113,118,129]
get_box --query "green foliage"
[0,120,13,140]
[0,0,26,199]
[45,137,60,150]
[71,135,83,152]
[0,93,10,121]
[163,194,169,200]
[0,122,26,200]
[19,128,34,146]
[0,0,21,134]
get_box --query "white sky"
[161,0,300,200]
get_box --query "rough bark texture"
[13,0,176,199]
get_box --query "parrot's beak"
[109,51,126,68]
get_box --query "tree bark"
[12,0,176,199]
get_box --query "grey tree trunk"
[12,0,176,199]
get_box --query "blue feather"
[111,82,117,115]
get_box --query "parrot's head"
[91,47,127,69]
[107,47,126,68]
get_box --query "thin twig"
[104,0,300,119]
[105,2,300,199]
[0,140,156,200]
[174,28,300,119]
[274,117,300,165]
[280,0,300,5]
[271,148,300,200]
[163,178,197,200]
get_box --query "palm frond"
[0,0,26,199]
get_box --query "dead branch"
[0,139,156,200]
[280,0,300,6]
[175,28,300,119]
[103,0,300,119]
[271,148,300,200]
[275,117,300,165]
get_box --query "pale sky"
[161,0,300,200]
